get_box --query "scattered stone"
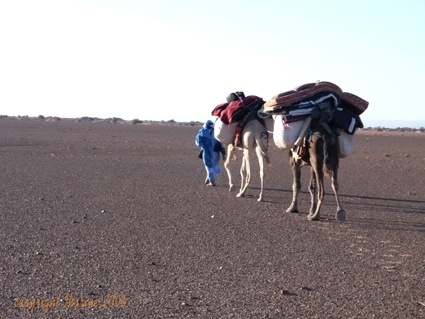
[280,289,297,296]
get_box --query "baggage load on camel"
[332,106,362,134]
[221,95,265,124]
[212,94,265,125]
[257,107,275,132]
[211,92,267,146]
[338,131,354,159]
[226,91,245,103]
[340,92,369,115]
[264,82,343,113]
[264,81,369,116]
[211,102,229,118]
[273,114,356,157]
[272,115,305,150]
[213,118,238,145]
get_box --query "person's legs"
[207,153,222,186]
[207,166,216,186]
[204,164,211,184]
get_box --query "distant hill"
[363,120,425,129]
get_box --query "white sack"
[338,130,355,158]
[272,115,304,150]
[214,119,238,146]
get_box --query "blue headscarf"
[196,120,220,168]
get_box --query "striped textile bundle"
[264,81,369,115]
[340,92,369,115]
[264,82,343,112]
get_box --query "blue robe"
[195,120,221,181]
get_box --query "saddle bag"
[272,115,305,150]
[338,131,355,158]
[213,118,238,145]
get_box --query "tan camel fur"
[223,119,271,202]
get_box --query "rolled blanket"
[264,81,369,116]
[340,92,369,115]
[264,81,343,113]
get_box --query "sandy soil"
[1,118,424,318]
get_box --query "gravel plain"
[1,118,424,318]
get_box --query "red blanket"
[211,103,229,117]
[212,95,265,125]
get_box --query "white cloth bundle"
[272,115,304,150]
[338,130,355,158]
[213,118,238,146]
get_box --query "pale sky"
[1,0,425,127]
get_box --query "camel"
[223,118,272,202]
[285,119,346,221]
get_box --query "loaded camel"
[265,81,366,221]
[222,116,272,202]
[283,115,346,221]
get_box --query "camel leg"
[237,148,251,198]
[255,145,265,202]
[236,153,246,197]
[224,144,237,192]
[329,169,346,221]
[286,158,301,213]
[308,167,317,216]
[308,159,324,221]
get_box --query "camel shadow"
[248,186,425,231]
[257,187,425,210]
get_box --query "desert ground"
[1,118,424,318]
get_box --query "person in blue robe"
[195,120,225,186]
